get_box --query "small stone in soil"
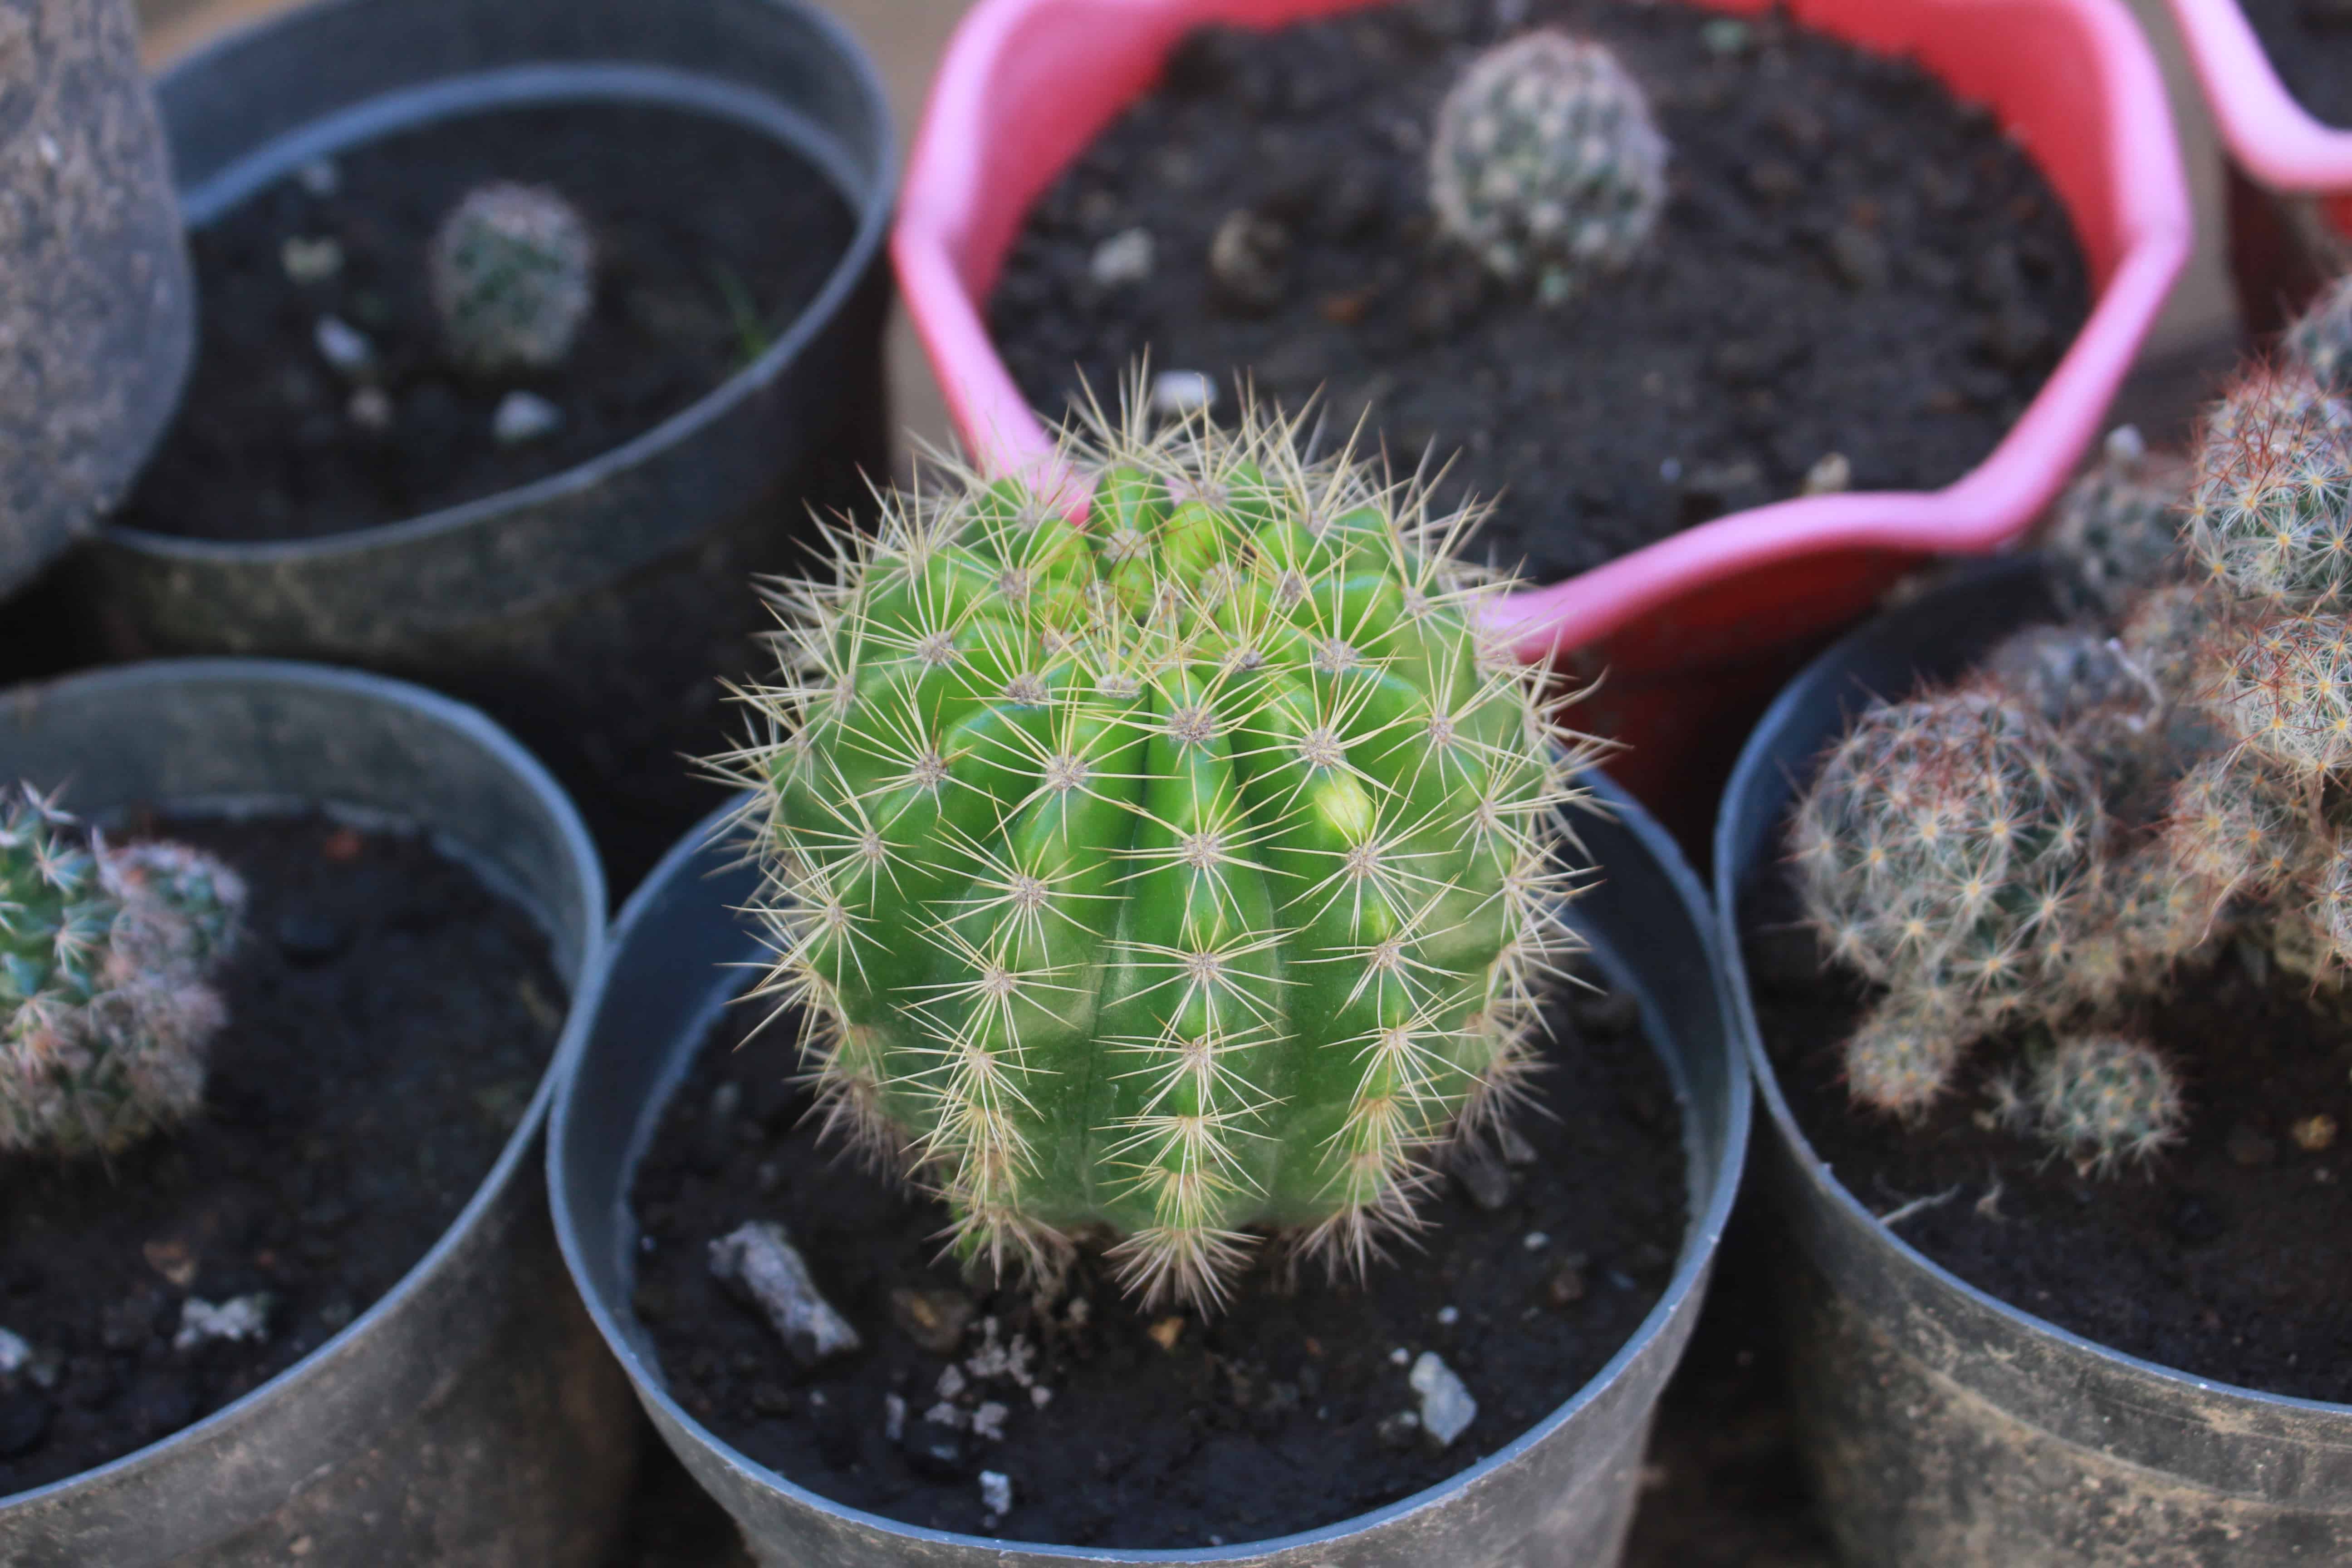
[1147,1316,1185,1351]
[1388,1346,1410,1366]
[1548,1256,1590,1307]
[707,1221,863,1366]
[1409,1352,1477,1449]
[889,1286,975,1355]
[1801,451,1853,495]
[1376,1409,1421,1450]
[883,1392,905,1441]
[492,391,564,446]
[313,316,375,378]
[971,1400,1010,1441]
[1524,1230,1550,1251]
[979,1470,1014,1520]
[1149,368,1216,416]
[1088,227,1155,289]
[0,1327,27,1375]
[1436,1305,1460,1327]
[174,1294,273,1352]
[280,236,343,284]
[2293,1114,2339,1153]
[1207,208,1288,314]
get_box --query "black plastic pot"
[0,0,194,599]
[548,776,1749,1568]
[77,0,896,893]
[1715,557,2352,1565]
[0,660,634,1566]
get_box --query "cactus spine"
[428,182,596,373]
[740,398,1586,1309]
[1,788,244,1156]
[1428,31,1667,306]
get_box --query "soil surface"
[990,0,2087,583]
[1746,877,2352,1404]
[2239,0,2352,129]
[628,980,1687,1550]
[0,813,565,1493]
[118,100,856,542]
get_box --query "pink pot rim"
[2167,0,2352,194]
[895,0,2192,664]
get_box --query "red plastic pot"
[895,0,2189,828]
[2169,0,2352,234]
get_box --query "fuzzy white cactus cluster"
[1429,29,1668,305]
[732,390,1596,1310]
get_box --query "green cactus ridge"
[1428,30,1666,306]
[0,788,245,1156]
[743,400,1587,1308]
[428,181,597,373]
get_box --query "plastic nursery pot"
[76,0,896,894]
[548,777,1749,1568]
[0,0,194,601]
[892,0,2192,831]
[0,659,632,1567]
[1713,557,2352,1565]
[2167,0,2352,232]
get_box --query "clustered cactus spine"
[2044,425,2189,619]
[1428,31,1667,306]
[740,396,1588,1310]
[428,181,597,374]
[0,787,245,1157]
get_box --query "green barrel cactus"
[742,402,1586,1308]
[1,787,245,1156]
[1428,30,1667,306]
[428,181,597,373]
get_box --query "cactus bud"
[1428,31,1666,306]
[428,181,596,374]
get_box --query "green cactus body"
[1790,690,2103,1019]
[1428,31,1666,306]
[0,789,244,1156]
[2216,612,2352,786]
[2288,274,2352,396]
[2045,425,2189,619]
[747,406,1579,1307]
[1840,991,1970,1118]
[428,181,596,373]
[2186,370,2352,612]
[2161,755,2309,904]
[2027,1033,2185,1172]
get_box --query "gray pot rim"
[0,657,609,1509]
[1711,554,2352,1423]
[549,771,1752,1562]
[99,0,897,568]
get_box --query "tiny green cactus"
[2044,425,2190,618]
[2287,274,2352,396]
[1,787,244,1156]
[2185,369,2352,613]
[1841,990,1971,1120]
[738,396,1587,1309]
[1428,30,1667,306]
[2024,1033,2185,1173]
[428,182,596,374]
[1790,689,2102,1021]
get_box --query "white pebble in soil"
[347,387,393,432]
[281,236,344,285]
[175,1294,273,1352]
[0,1327,27,1375]
[1436,1305,1460,1327]
[492,390,564,446]
[884,1392,907,1443]
[296,157,340,197]
[1409,1351,1478,1450]
[706,1221,862,1365]
[1523,1230,1550,1252]
[971,1400,1009,1441]
[1088,227,1156,289]
[1388,1346,1411,1366]
[313,316,375,378]
[978,1470,1014,1521]
[1149,369,1217,418]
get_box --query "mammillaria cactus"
[738,399,1588,1310]
[428,182,596,373]
[1428,31,1667,306]
[2017,1033,2185,1174]
[2288,274,2352,396]
[1,786,244,1156]
[2185,368,2352,613]
[2044,425,2190,618]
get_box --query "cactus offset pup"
[1,787,245,1157]
[738,398,1588,1310]
[428,181,597,374]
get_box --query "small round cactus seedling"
[1429,31,1667,306]
[2159,755,2310,906]
[2027,1033,2185,1173]
[740,393,1588,1310]
[2214,612,2352,789]
[1841,991,1972,1120]
[1790,690,2102,1018]
[0,787,245,1156]
[2186,368,2352,612]
[428,182,596,374]
[2044,425,2190,618]
[2287,274,2352,396]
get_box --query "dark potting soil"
[628,981,1687,1549]
[0,814,565,1493]
[2239,0,2352,130]
[116,100,856,542]
[990,0,2087,583]
[1747,882,2352,1404]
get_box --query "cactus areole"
[743,403,1587,1309]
